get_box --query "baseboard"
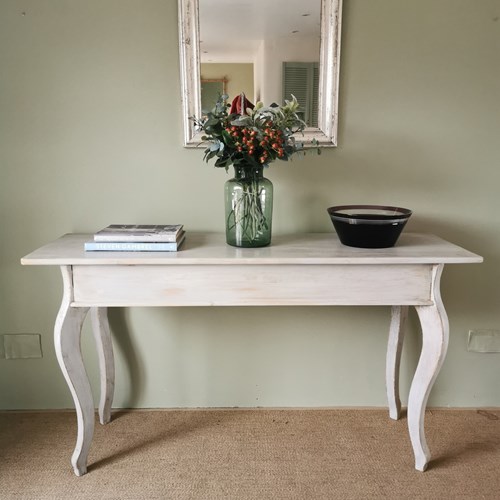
[1,405,499,414]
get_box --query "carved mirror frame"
[178,0,342,148]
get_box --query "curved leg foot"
[409,265,449,472]
[55,266,93,476]
[386,306,408,420]
[91,307,115,425]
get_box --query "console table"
[21,232,482,476]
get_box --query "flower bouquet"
[192,94,316,247]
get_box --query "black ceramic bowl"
[327,205,412,248]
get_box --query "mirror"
[178,0,342,147]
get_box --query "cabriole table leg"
[90,307,115,425]
[408,264,449,471]
[55,266,94,476]
[386,305,408,420]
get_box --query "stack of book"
[84,224,185,252]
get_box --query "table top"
[20,233,483,266]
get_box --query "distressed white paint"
[178,0,343,147]
[410,264,450,472]
[90,307,114,425]
[22,233,482,475]
[178,0,201,145]
[20,232,484,267]
[54,266,92,476]
[72,264,432,307]
[386,305,408,420]
[317,0,342,145]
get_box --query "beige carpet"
[1,408,499,499]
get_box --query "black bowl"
[327,205,412,248]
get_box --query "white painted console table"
[21,232,482,476]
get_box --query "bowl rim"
[327,204,412,220]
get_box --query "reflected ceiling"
[199,0,321,62]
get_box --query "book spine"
[94,234,178,243]
[85,241,181,252]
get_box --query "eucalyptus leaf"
[231,117,252,127]
[205,118,219,127]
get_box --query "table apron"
[71,264,434,307]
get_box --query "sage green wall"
[1,0,499,410]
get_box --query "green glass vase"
[225,165,273,247]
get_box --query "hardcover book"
[94,224,184,243]
[85,233,186,252]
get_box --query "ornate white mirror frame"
[178,0,342,148]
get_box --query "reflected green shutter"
[282,62,319,127]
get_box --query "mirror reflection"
[199,0,321,127]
